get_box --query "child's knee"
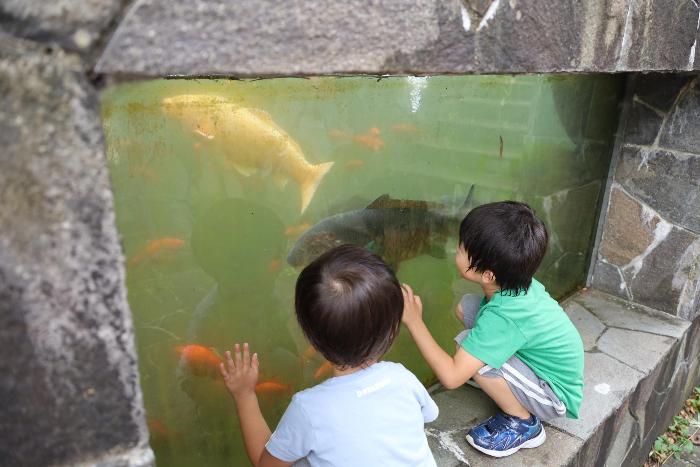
[454,304,464,324]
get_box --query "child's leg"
[474,356,566,422]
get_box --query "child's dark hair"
[459,201,548,295]
[294,244,403,368]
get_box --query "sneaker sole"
[466,426,546,458]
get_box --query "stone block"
[590,259,627,301]
[597,328,675,374]
[633,74,693,113]
[660,80,700,153]
[572,289,689,338]
[548,352,642,439]
[0,0,124,53]
[96,0,449,76]
[615,146,700,234]
[622,0,699,71]
[427,386,582,467]
[623,99,663,145]
[598,187,658,267]
[0,35,151,466]
[474,0,583,72]
[563,301,606,351]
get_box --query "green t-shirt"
[461,278,584,418]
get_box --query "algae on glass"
[101,74,622,466]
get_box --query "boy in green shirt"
[401,201,584,458]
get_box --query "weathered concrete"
[430,289,699,467]
[0,35,153,466]
[95,0,700,77]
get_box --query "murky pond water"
[101,74,622,466]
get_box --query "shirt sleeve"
[461,309,527,369]
[407,370,439,423]
[265,395,313,462]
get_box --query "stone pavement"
[667,448,700,467]
[427,288,700,466]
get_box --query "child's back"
[221,244,438,467]
[269,361,437,465]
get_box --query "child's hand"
[220,343,259,399]
[401,283,423,327]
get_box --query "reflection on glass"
[102,75,622,466]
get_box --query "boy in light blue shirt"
[221,245,439,467]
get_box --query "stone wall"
[95,0,700,77]
[591,74,700,321]
[2,0,700,465]
[0,2,154,466]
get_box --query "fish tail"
[299,161,334,213]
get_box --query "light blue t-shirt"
[266,361,438,466]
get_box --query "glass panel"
[101,75,623,465]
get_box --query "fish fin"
[231,162,257,177]
[246,108,274,122]
[428,243,446,259]
[457,184,477,217]
[299,161,334,214]
[273,172,289,189]
[366,194,391,209]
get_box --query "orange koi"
[268,259,283,274]
[284,222,312,237]
[128,237,185,266]
[302,345,317,360]
[174,344,223,379]
[390,123,423,135]
[255,380,293,395]
[314,360,334,380]
[343,159,365,170]
[329,127,384,152]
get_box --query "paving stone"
[428,386,582,467]
[606,402,641,467]
[573,289,689,338]
[634,74,694,113]
[548,352,642,439]
[597,328,676,374]
[562,301,606,351]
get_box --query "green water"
[101,75,622,466]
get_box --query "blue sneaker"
[466,411,546,457]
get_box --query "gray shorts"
[454,294,567,421]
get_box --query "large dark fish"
[287,185,476,270]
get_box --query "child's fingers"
[219,362,228,378]
[415,294,422,307]
[402,283,414,301]
[242,343,250,368]
[225,350,235,372]
[252,353,259,371]
[234,343,242,368]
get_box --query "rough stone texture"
[430,289,700,466]
[621,0,700,71]
[660,79,700,154]
[592,73,700,320]
[616,146,700,234]
[94,0,700,76]
[563,301,606,351]
[0,0,126,53]
[0,35,152,466]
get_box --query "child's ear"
[482,270,496,284]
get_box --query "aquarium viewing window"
[101,74,623,465]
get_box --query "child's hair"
[294,244,403,368]
[459,201,548,295]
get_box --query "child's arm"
[401,284,485,389]
[220,343,293,467]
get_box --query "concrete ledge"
[427,288,700,466]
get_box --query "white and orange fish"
[314,360,334,380]
[128,237,185,266]
[284,222,312,237]
[162,95,334,213]
[329,127,384,152]
[255,379,293,395]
